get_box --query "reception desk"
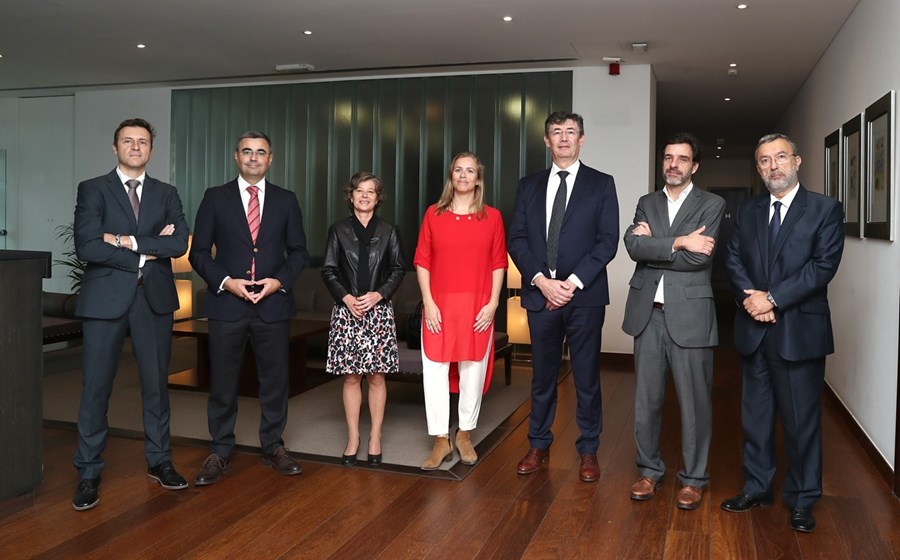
[0,250,51,502]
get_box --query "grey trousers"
[633,308,713,488]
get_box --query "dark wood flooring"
[2,347,898,559]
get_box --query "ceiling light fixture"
[631,42,649,53]
[737,3,748,9]
[724,97,732,101]
[303,30,313,35]
[136,44,146,49]
[729,63,737,68]
[502,16,513,22]
[274,63,316,72]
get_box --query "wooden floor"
[2,347,898,559]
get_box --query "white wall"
[574,65,656,355]
[779,0,898,467]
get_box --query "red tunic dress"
[413,204,507,393]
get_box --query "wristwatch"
[115,234,122,248]
[766,292,777,308]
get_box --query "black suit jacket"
[74,169,188,319]
[189,179,308,323]
[507,163,619,311]
[725,185,844,361]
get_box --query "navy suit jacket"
[725,185,844,361]
[189,179,309,323]
[74,169,188,319]
[508,163,619,311]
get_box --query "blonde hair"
[434,151,487,220]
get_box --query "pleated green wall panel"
[171,71,572,265]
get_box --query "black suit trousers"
[526,305,605,454]
[741,328,825,508]
[207,307,290,457]
[74,286,174,479]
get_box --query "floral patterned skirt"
[326,301,400,375]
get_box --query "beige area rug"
[42,338,535,479]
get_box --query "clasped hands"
[342,292,383,319]
[103,223,175,261]
[742,289,776,323]
[535,275,575,311]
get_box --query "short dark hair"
[343,171,385,211]
[114,118,155,148]
[662,132,702,162]
[544,111,585,136]
[234,131,272,152]
[756,133,798,157]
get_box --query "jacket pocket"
[628,274,644,289]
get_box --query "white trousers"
[422,335,492,435]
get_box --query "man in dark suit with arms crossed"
[721,133,844,533]
[622,133,725,509]
[189,131,308,485]
[72,118,190,510]
[508,111,619,482]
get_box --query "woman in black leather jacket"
[321,171,405,467]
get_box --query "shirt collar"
[771,182,800,209]
[550,159,581,178]
[238,176,266,192]
[116,167,146,187]
[663,182,693,203]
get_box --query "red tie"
[247,185,260,280]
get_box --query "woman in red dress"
[413,151,507,470]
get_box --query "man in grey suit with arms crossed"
[72,118,190,511]
[623,133,725,510]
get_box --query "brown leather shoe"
[421,436,453,471]
[630,476,663,500]
[262,446,302,476]
[194,454,230,486]
[579,453,600,482]
[456,430,478,465]
[676,485,703,510]
[516,447,550,474]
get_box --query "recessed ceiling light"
[717,155,721,159]
[717,146,723,150]
[724,97,731,101]
[136,44,146,49]
[737,3,748,9]
[729,63,737,68]
[0,54,4,58]
[502,16,513,22]
[303,30,313,35]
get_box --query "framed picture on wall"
[864,91,895,241]
[824,129,840,200]
[842,114,863,237]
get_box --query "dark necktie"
[247,185,260,280]
[769,200,782,250]
[547,170,569,271]
[125,179,140,221]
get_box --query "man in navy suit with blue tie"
[189,131,309,485]
[722,133,844,533]
[508,111,619,482]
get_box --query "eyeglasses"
[757,152,797,167]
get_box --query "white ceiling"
[0,0,859,155]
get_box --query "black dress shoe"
[341,437,359,466]
[367,453,382,467]
[790,507,816,533]
[148,461,188,490]
[720,493,773,512]
[73,478,100,511]
[262,446,302,476]
[194,453,230,486]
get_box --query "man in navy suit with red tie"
[72,118,190,511]
[189,131,308,485]
[508,111,619,482]
[722,133,844,533]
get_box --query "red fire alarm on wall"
[609,62,620,75]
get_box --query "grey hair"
[756,133,798,157]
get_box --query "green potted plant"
[54,223,86,292]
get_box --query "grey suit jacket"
[621,186,725,348]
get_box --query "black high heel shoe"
[341,437,360,467]
[367,452,382,467]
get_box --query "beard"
[664,172,689,188]
[764,167,798,195]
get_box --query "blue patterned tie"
[547,170,569,270]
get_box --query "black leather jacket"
[321,216,405,303]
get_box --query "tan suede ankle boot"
[420,436,452,471]
[456,430,477,465]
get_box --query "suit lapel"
[225,181,253,243]
[647,190,669,234]
[771,186,808,265]
[106,171,138,228]
[668,187,701,234]
[536,170,551,241]
[754,195,771,274]
[561,168,585,231]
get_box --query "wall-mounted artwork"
[864,91,895,241]
[825,129,840,201]
[842,114,862,237]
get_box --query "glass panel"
[0,149,5,249]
